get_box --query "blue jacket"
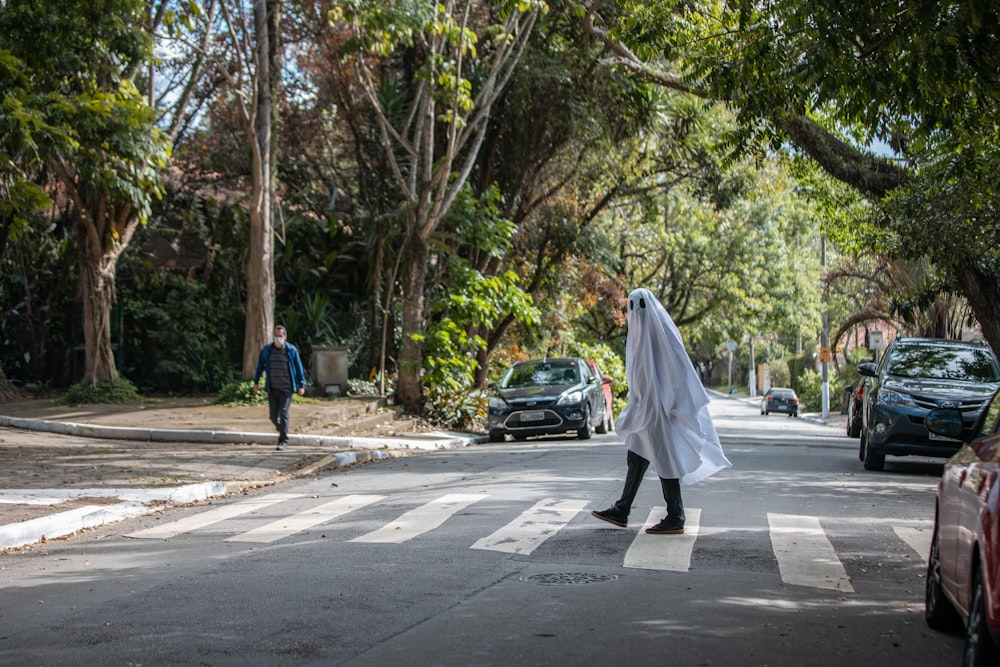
[254,342,307,392]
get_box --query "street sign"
[726,340,736,351]
[819,346,831,363]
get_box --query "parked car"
[585,359,615,434]
[858,337,1000,471]
[924,387,1000,666]
[487,358,607,442]
[846,379,865,438]
[761,387,799,417]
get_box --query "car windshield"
[886,345,1000,382]
[501,362,579,388]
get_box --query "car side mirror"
[858,362,877,378]
[925,407,966,442]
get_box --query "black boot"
[646,477,685,534]
[592,451,649,527]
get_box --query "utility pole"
[821,236,830,419]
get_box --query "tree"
[331,0,546,413]
[567,0,1000,355]
[0,0,170,385]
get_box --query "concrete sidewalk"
[0,396,483,550]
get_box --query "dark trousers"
[615,450,684,522]
[268,388,293,445]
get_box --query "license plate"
[520,410,545,422]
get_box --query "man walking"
[252,325,307,450]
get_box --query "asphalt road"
[0,397,963,666]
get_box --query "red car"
[586,360,615,434]
[925,387,1000,666]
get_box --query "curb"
[0,414,480,451]
[0,415,484,551]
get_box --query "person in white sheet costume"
[592,288,731,534]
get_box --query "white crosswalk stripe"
[471,498,587,554]
[121,491,931,591]
[768,513,854,592]
[893,526,932,564]
[127,493,305,540]
[350,493,486,544]
[623,507,701,572]
[227,494,386,544]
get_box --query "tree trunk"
[955,263,1000,356]
[395,232,429,413]
[242,0,279,378]
[79,247,119,384]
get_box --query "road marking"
[471,498,586,554]
[893,525,932,564]
[768,513,854,592]
[226,494,386,543]
[127,494,304,539]
[351,493,486,544]
[623,507,701,571]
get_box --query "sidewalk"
[0,396,483,550]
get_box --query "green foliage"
[115,189,248,393]
[795,370,822,414]
[215,380,267,406]
[787,353,812,396]
[419,185,539,401]
[347,378,379,396]
[60,378,142,405]
[768,360,791,389]
[424,386,487,431]
[570,341,626,413]
[0,215,76,385]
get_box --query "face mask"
[274,336,286,347]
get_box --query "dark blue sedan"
[488,358,607,442]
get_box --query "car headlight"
[878,388,918,408]
[489,396,508,409]
[557,390,583,405]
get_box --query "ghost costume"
[592,288,731,534]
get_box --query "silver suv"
[858,337,1000,470]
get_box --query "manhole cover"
[519,572,619,586]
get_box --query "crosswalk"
[127,492,932,591]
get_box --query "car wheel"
[925,524,961,632]
[848,416,861,439]
[595,403,608,434]
[965,566,1000,666]
[489,430,505,443]
[577,407,593,440]
[861,431,885,471]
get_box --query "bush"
[795,369,823,412]
[424,386,487,431]
[215,380,267,406]
[60,379,143,405]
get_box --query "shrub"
[215,380,267,406]
[60,379,142,405]
[795,369,823,412]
